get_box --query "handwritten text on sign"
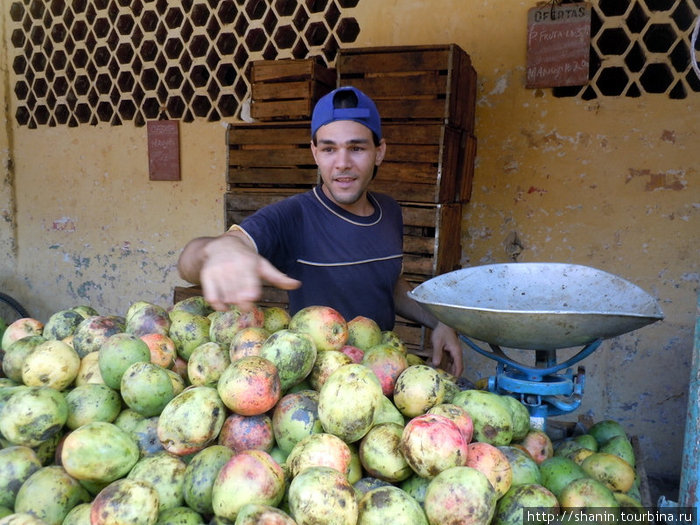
[526,3,591,88]
[147,120,180,181]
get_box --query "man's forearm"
[393,277,438,329]
[177,236,216,284]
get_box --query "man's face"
[311,120,386,214]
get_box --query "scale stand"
[460,335,603,432]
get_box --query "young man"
[178,86,464,377]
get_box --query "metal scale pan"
[408,263,664,426]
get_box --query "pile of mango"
[0,298,646,525]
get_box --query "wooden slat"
[229,148,314,167]
[253,80,316,100]
[227,167,317,186]
[346,72,447,97]
[337,44,476,131]
[251,58,336,86]
[228,122,310,145]
[337,46,455,74]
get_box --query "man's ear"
[310,140,319,164]
[375,138,387,166]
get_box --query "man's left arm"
[393,277,464,377]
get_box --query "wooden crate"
[250,58,336,121]
[227,122,316,190]
[401,202,462,279]
[375,122,471,204]
[336,44,477,132]
[226,121,473,204]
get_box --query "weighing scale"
[409,263,664,431]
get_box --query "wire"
[692,15,700,81]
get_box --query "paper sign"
[147,120,180,181]
[526,2,591,88]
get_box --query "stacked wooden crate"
[177,46,478,355]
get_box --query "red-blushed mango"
[466,442,513,498]
[424,466,497,525]
[515,429,554,464]
[140,333,177,369]
[289,305,348,352]
[428,403,474,443]
[1,317,44,351]
[339,344,364,363]
[217,356,281,416]
[400,413,469,479]
[362,343,409,396]
[211,450,286,521]
[229,326,270,361]
[209,305,265,348]
[218,413,275,453]
[286,432,353,478]
[125,302,171,337]
[72,315,125,358]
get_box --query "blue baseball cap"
[311,86,382,140]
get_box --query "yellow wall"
[1,2,698,481]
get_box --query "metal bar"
[679,292,700,507]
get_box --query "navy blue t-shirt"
[239,185,403,330]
